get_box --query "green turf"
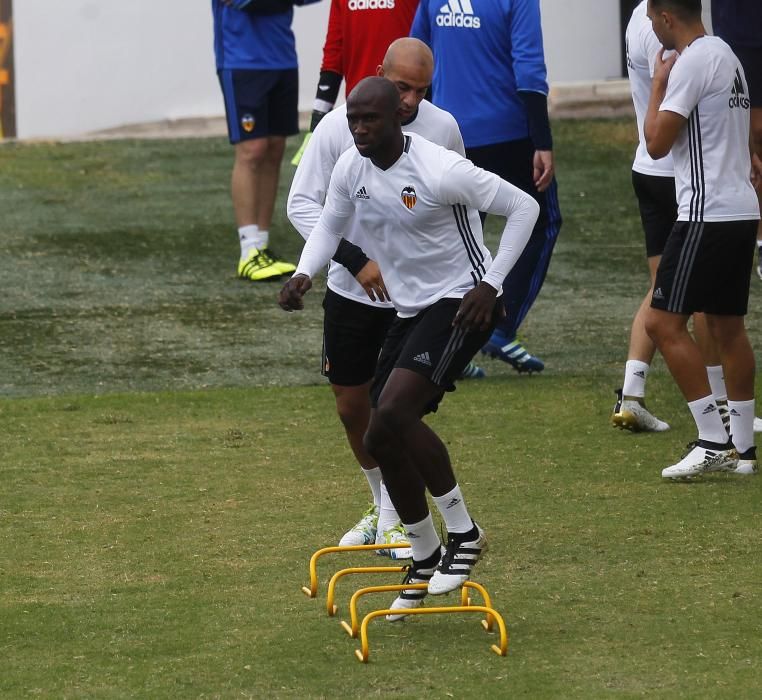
[2,121,762,697]
[2,382,761,698]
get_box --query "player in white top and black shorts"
[612,0,677,434]
[643,0,761,479]
[287,39,468,556]
[280,77,538,614]
[613,0,746,437]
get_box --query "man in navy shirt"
[411,0,562,374]
[212,0,320,281]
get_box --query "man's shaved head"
[378,38,434,122]
[347,76,401,115]
[382,37,434,77]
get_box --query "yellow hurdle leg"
[325,566,406,616]
[300,543,412,598]
[355,606,509,663]
[343,581,495,637]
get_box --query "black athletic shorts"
[631,171,677,258]
[651,220,757,315]
[217,68,299,143]
[734,46,762,108]
[321,288,396,386]
[370,296,501,413]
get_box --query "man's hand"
[533,150,554,192]
[278,274,312,311]
[355,260,389,303]
[453,282,502,331]
[652,48,678,88]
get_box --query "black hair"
[649,0,702,20]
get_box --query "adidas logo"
[445,497,461,509]
[436,0,481,28]
[634,371,646,379]
[729,68,750,109]
[355,186,370,200]
[348,0,394,8]
[652,287,665,300]
[702,403,717,415]
[413,351,432,366]
[730,408,741,416]
[407,531,420,538]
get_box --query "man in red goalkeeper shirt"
[297,0,419,145]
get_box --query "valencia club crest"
[401,185,417,209]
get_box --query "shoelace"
[263,247,288,264]
[351,504,378,530]
[384,523,406,539]
[439,533,461,571]
[402,562,431,584]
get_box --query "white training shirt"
[287,100,465,308]
[294,133,539,318]
[626,0,674,176]
[660,36,759,222]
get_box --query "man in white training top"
[287,38,466,558]
[279,77,538,613]
[613,0,742,438]
[644,0,761,479]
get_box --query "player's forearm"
[294,222,342,278]
[644,83,671,159]
[518,90,553,151]
[286,190,323,242]
[311,71,342,131]
[481,181,539,290]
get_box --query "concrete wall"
[12,0,694,139]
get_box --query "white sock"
[432,484,473,534]
[376,482,400,537]
[622,360,649,398]
[402,513,441,563]
[706,365,728,402]
[361,467,383,507]
[728,399,755,454]
[238,225,267,256]
[688,395,729,445]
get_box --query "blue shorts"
[217,68,299,143]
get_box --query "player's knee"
[364,404,404,457]
[235,139,268,167]
[334,394,368,434]
[265,136,287,163]
[643,311,662,345]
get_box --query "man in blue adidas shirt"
[212,0,320,281]
[411,0,561,373]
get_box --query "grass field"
[2,121,762,698]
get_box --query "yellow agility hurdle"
[354,605,509,663]
[325,566,407,616]
[339,580,496,638]
[301,543,411,598]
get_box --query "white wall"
[541,0,622,83]
[13,0,330,139]
[13,0,636,139]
